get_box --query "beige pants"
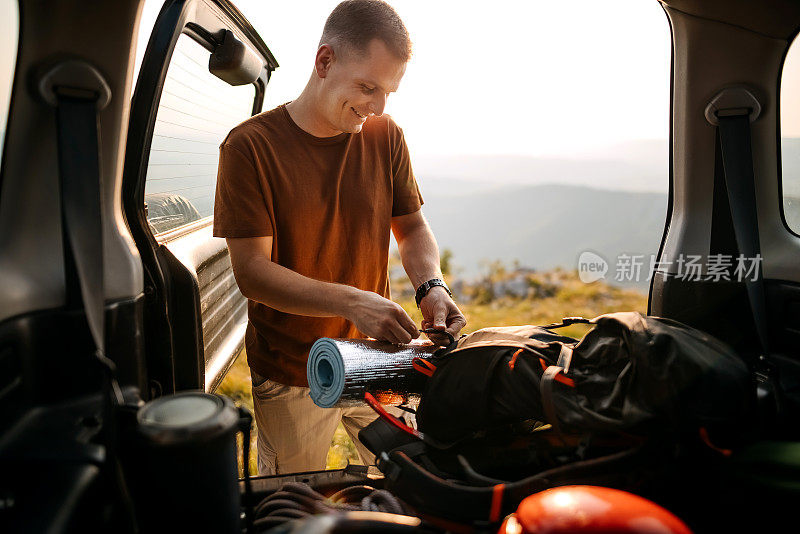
[251,372,391,475]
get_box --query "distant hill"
[411,140,800,285]
[416,183,668,288]
[414,137,800,197]
[413,141,670,194]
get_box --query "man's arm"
[391,210,466,344]
[226,236,419,344]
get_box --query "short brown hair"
[320,0,412,61]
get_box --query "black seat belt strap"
[40,61,137,531]
[40,60,122,402]
[54,88,124,405]
[717,114,770,356]
[55,92,106,347]
[715,109,787,433]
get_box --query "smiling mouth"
[351,107,367,120]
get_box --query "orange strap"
[364,392,420,439]
[412,357,437,377]
[540,358,575,387]
[699,427,733,457]
[489,484,505,522]
[508,349,524,370]
[554,373,575,387]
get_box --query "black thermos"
[126,391,245,533]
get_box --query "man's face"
[317,39,407,134]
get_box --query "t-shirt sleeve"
[213,142,274,238]
[389,122,424,217]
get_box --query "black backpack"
[415,312,753,445]
[359,312,755,526]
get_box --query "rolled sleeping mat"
[308,338,439,408]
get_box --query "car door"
[124,0,277,396]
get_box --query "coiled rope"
[253,482,410,531]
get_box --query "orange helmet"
[499,486,691,534]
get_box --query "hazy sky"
[234,0,673,158]
[5,0,800,159]
[783,41,800,138]
[134,0,673,159]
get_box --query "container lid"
[137,392,239,445]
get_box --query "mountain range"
[413,140,670,194]
[408,140,800,288]
[415,182,668,289]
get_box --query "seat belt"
[53,85,124,405]
[41,60,136,530]
[716,113,770,357]
[40,60,121,399]
[716,112,784,430]
[55,90,108,354]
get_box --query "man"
[213,0,466,475]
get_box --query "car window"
[781,34,800,235]
[144,33,256,235]
[0,0,19,167]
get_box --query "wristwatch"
[415,278,452,308]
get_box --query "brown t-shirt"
[213,104,423,386]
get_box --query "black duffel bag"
[415,311,754,445]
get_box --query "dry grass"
[215,352,261,476]
[217,269,647,475]
[216,352,359,474]
[398,271,647,338]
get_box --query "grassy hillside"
[218,267,647,475]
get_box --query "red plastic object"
[498,486,691,534]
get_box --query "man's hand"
[419,286,466,346]
[227,237,420,344]
[390,210,466,345]
[346,290,420,344]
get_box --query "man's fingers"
[374,329,399,344]
[398,310,419,339]
[389,321,413,344]
[433,307,447,330]
[446,314,467,336]
[427,332,451,346]
[385,311,414,344]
